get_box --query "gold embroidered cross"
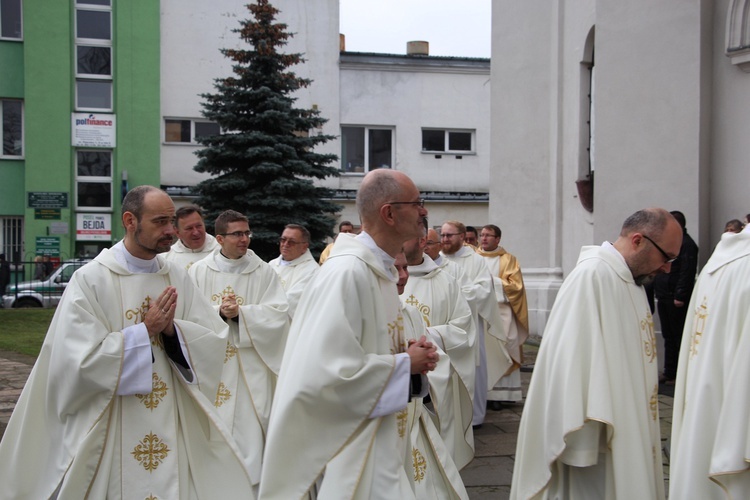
[131,432,170,472]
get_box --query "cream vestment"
[268,248,319,318]
[404,254,477,469]
[0,244,253,499]
[511,244,664,500]
[189,248,290,485]
[164,233,219,270]
[670,227,750,499]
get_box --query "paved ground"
[0,347,674,499]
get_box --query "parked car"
[2,259,91,308]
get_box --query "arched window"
[726,0,750,71]
[576,26,595,212]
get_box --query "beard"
[634,274,655,286]
[135,225,174,256]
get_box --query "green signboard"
[34,208,62,220]
[28,192,69,209]
[36,236,60,256]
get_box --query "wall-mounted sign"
[76,213,112,241]
[36,236,60,256]
[50,222,69,235]
[28,192,69,209]
[34,208,61,220]
[72,113,116,148]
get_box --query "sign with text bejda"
[76,213,112,241]
[72,113,116,148]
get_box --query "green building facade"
[0,0,160,265]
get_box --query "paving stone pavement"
[0,348,674,499]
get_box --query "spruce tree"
[194,0,340,261]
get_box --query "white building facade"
[159,0,492,236]
[491,0,750,336]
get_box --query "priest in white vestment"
[441,220,510,427]
[403,234,477,470]
[511,208,683,500]
[395,252,470,499]
[188,210,289,488]
[267,223,319,318]
[670,225,750,499]
[0,187,254,499]
[477,224,529,404]
[164,204,219,270]
[260,170,438,499]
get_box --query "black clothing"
[653,229,698,380]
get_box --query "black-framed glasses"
[642,234,677,263]
[440,232,463,239]
[385,198,425,208]
[220,231,252,239]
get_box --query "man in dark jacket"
[654,210,698,384]
[0,253,10,294]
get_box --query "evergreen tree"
[194,0,341,261]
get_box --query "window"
[76,150,112,210]
[76,81,112,110]
[0,0,22,40]
[164,119,220,144]
[1,99,23,157]
[75,1,112,111]
[421,129,475,154]
[0,216,23,261]
[341,126,394,173]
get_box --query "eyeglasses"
[385,199,425,208]
[425,240,439,246]
[440,233,463,239]
[279,237,305,246]
[220,231,252,239]
[480,233,499,239]
[642,234,677,263]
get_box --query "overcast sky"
[339,0,491,58]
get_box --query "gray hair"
[356,170,403,223]
[620,208,671,237]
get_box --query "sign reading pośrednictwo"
[72,113,116,148]
[76,213,112,241]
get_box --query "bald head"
[425,228,441,260]
[356,170,411,225]
[355,169,428,256]
[614,208,682,286]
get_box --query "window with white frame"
[164,119,221,144]
[0,216,23,261]
[76,150,112,210]
[75,0,112,112]
[421,128,475,154]
[340,126,394,173]
[0,0,22,40]
[1,99,23,157]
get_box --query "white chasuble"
[268,249,320,318]
[478,249,529,402]
[400,305,470,500]
[189,248,289,484]
[260,235,415,499]
[0,248,254,499]
[164,233,219,270]
[670,229,750,499]
[404,255,477,470]
[443,246,511,425]
[511,245,664,500]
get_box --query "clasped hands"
[407,335,439,375]
[220,293,240,320]
[144,286,177,338]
